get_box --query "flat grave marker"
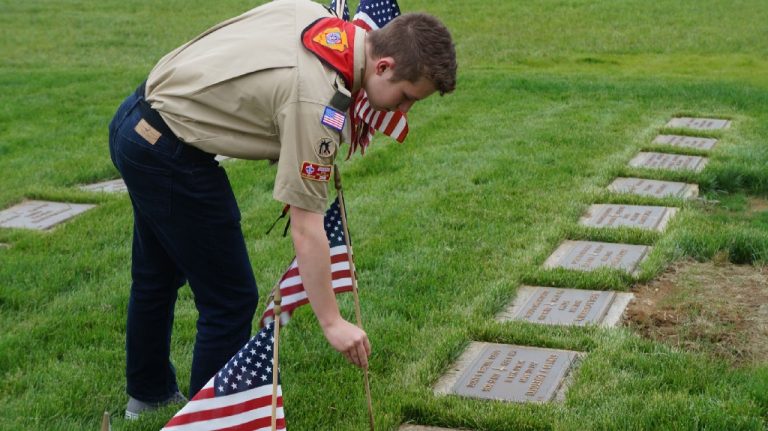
[608,177,698,199]
[498,286,634,327]
[543,240,651,275]
[579,204,678,231]
[653,135,718,150]
[665,117,731,130]
[434,342,580,403]
[80,179,127,193]
[629,152,708,172]
[0,200,96,231]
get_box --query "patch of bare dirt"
[624,256,768,366]
[748,197,768,214]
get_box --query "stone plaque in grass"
[543,240,651,275]
[500,286,634,327]
[435,342,579,403]
[579,204,678,231]
[653,135,718,150]
[501,286,617,326]
[80,179,127,193]
[0,200,96,230]
[665,117,731,130]
[629,152,708,172]
[608,177,698,199]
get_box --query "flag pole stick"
[335,0,347,18]
[100,411,110,431]
[271,280,283,431]
[333,164,375,431]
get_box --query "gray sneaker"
[125,391,187,420]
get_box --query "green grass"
[1,0,768,430]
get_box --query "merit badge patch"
[315,137,337,158]
[300,161,333,182]
[312,27,348,52]
[321,106,346,132]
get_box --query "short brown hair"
[367,13,457,95]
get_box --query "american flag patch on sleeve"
[321,106,346,132]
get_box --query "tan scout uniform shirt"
[145,0,366,214]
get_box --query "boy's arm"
[289,205,371,368]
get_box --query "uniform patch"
[134,118,161,145]
[321,106,346,132]
[312,27,349,52]
[316,137,337,158]
[300,161,333,182]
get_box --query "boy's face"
[364,58,436,113]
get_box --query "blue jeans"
[108,85,258,401]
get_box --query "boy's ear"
[374,57,396,75]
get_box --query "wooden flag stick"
[100,411,110,431]
[271,280,283,431]
[333,164,375,431]
[334,0,347,18]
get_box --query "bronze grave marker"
[0,200,96,231]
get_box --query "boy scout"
[108,0,456,418]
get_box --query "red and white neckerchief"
[302,17,409,158]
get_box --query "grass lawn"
[1,0,768,430]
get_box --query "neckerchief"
[302,17,409,158]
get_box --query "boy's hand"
[322,317,371,369]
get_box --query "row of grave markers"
[400,117,730,431]
[0,156,233,233]
[0,119,730,430]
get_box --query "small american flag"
[352,0,401,31]
[161,322,285,431]
[321,106,346,132]
[352,0,409,154]
[328,0,349,20]
[260,198,354,327]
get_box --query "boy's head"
[363,13,457,112]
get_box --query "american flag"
[321,106,346,132]
[260,198,354,327]
[161,322,285,431]
[352,0,408,149]
[327,0,409,155]
[352,0,402,31]
[328,0,349,20]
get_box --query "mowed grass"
[1,0,768,430]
